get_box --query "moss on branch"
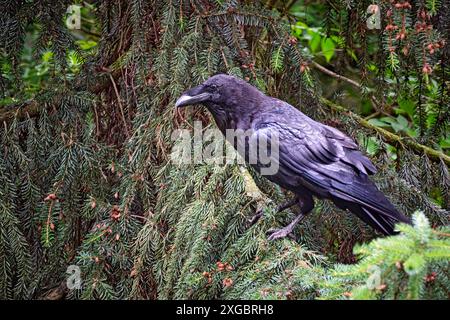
[320,97,450,166]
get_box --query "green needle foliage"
[319,211,450,300]
[0,0,448,300]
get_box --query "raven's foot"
[266,213,305,241]
[267,226,296,241]
[248,209,264,226]
[249,198,299,227]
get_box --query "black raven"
[175,74,411,240]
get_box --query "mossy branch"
[238,166,271,211]
[320,97,450,166]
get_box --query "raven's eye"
[209,84,218,91]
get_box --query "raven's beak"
[175,84,211,108]
[175,92,210,108]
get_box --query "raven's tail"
[331,178,411,235]
[340,200,410,235]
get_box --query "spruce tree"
[0,0,448,299]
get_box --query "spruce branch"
[238,166,271,208]
[0,69,122,122]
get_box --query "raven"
[175,74,411,240]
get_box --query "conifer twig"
[311,61,361,88]
[311,61,381,109]
[107,71,130,138]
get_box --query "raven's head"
[175,74,258,109]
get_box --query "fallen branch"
[321,97,450,165]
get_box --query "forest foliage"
[0,0,449,300]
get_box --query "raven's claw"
[266,227,296,241]
[266,213,306,241]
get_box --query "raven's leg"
[248,197,299,226]
[267,194,314,241]
[277,197,300,212]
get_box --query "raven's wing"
[253,104,410,234]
